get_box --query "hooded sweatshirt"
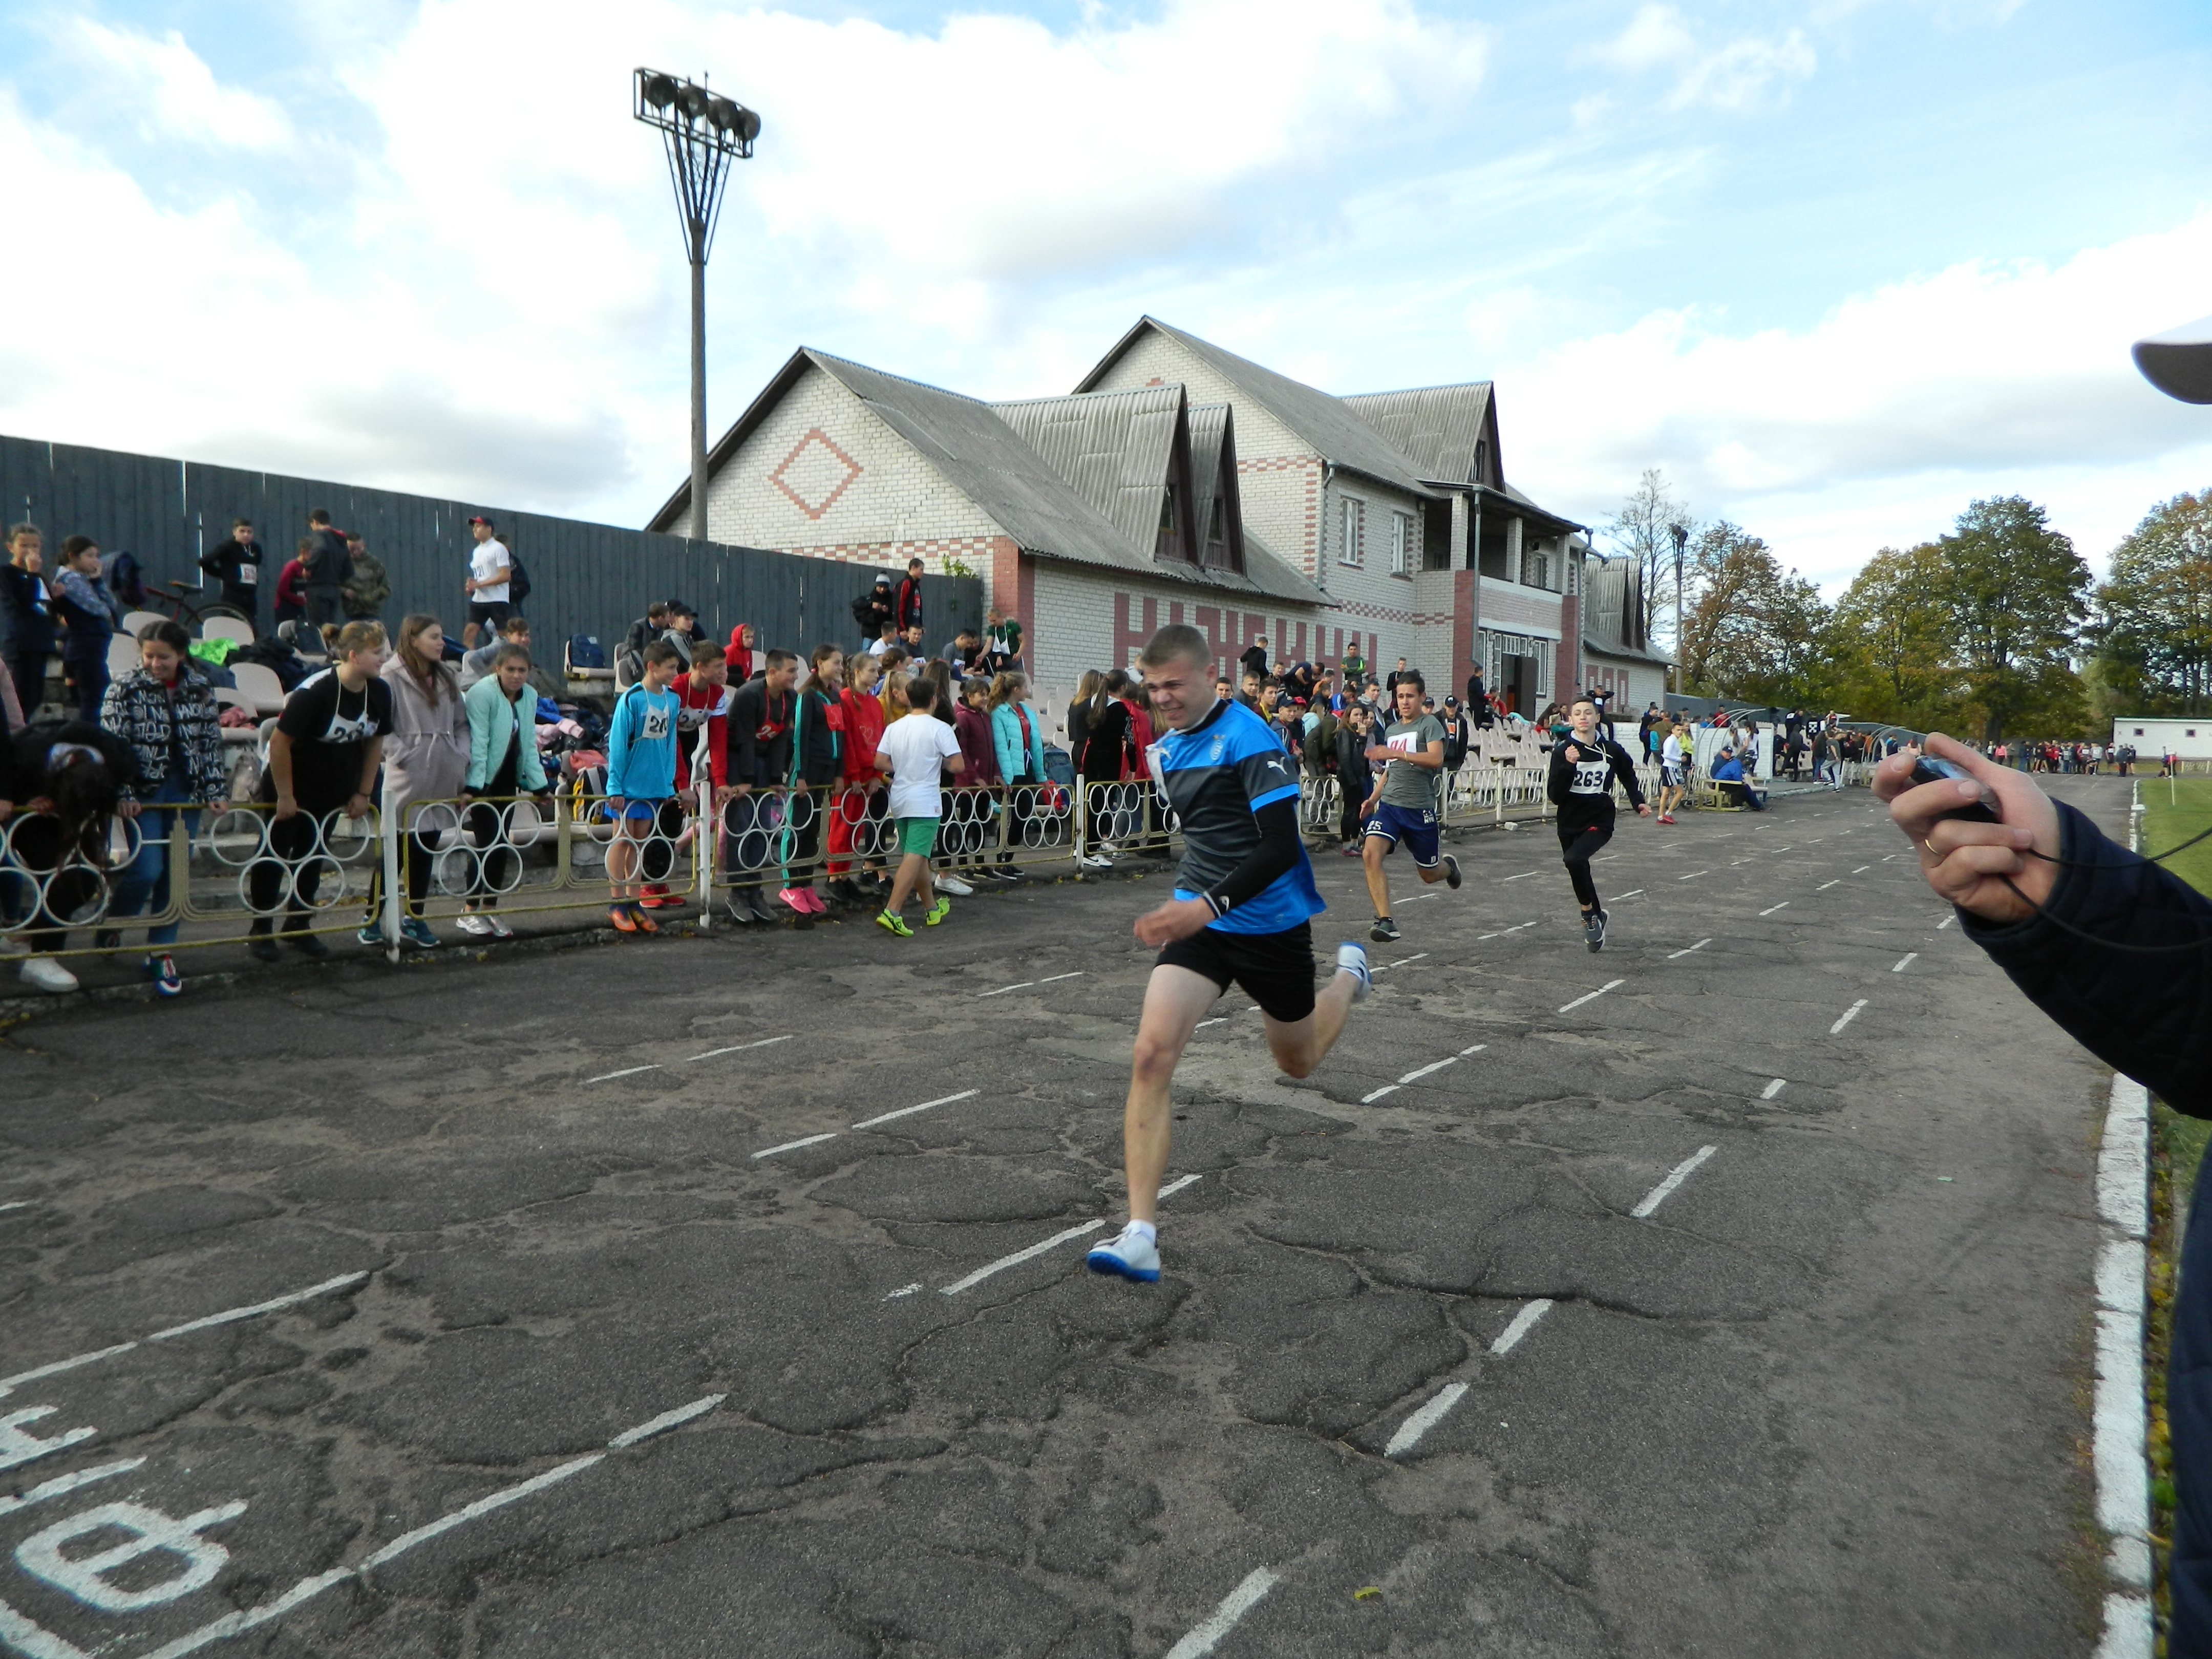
[726,624,755,685]
[1545,731,1644,826]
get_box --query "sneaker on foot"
[401,917,440,950]
[357,921,387,946]
[290,931,331,960]
[876,910,913,938]
[93,929,122,951]
[609,906,639,933]
[484,914,514,939]
[148,954,182,997]
[631,907,660,934]
[1085,1225,1160,1283]
[924,897,951,927]
[19,956,77,994]
[247,931,281,963]
[1370,914,1400,943]
[1442,854,1462,890]
[776,887,812,913]
[1335,941,1372,1003]
[1584,909,1608,952]
[456,912,493,937]
[937,874,973,897]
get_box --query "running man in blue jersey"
[1087,624,1372,1284]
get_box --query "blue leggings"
[112,788,201,947]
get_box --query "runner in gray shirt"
[1357,672,1461,942]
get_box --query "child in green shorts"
[870,673,965,935]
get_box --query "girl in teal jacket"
[989,672,1051,872]
[459,646,550,936]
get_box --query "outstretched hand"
[1873,733,2060,925]
[1134,895,1213,947]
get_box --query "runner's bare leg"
[1123,965,1219,1222]
[1264,963,1361,1078]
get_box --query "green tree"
[1923,496,2089,741]
[1828,542,1960,727]
[2092,488,2212,714]
[1678,521,1832,706]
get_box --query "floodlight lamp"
[642,72,677,111]
[677,82,710,121]
[707,95,738,131]
[734,105,761,143]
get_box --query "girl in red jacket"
[827,648,890,906]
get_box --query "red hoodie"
[838,683,886,785]
[671,671,732,791]
[726,624,754,686]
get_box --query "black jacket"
[199,538,263,602]
[727,676,794,786]
[894,577,924,632]
[302,527,351,589]
[0,563,55,658]
[852,584,894,639]
[3,720,142,806]
[1961,804,2212,1652]
[1334,724,1372,803]
[788,687,841,787]
[1545,734,1644,815]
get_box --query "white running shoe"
[19,956,78,995]
[1078,854,1114,870]
[937,875,974,897]
[1335,941,1372,1002]
[456,913,494,937]
[1085,1225,1161,1283]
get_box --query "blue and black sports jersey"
[1152,697,1324,935]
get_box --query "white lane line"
[1501,870,1540,882]
[1892,952,1918,972]
[0,1457,146,1518]
[0,1202,31,1215]
[1398,892,1437,903]
[1558,979,1625,1013]
[1195,1018,1226,1029]
[1369,952,1430,974]
[1938,914,1956,929]
[1667,938,1712,960]
[940,1222,1104,1294]
[1613,888,1645,900]
[1817,880,1841,890]
[853,1089,979,1130]
[1676,870,1711,881]
[884,1283,923,1300]
[608,1393,725,1448]
[1397,1058,1456,1084]
[586,1064,661,1083]
[977,981,1036,997]
[1830,998,1868,1034]
[1882,853,1902,861]
[148,1272,372,1343]
[1164,1567,1281,1659]
[1360,1084,1401,1104]
[1631,1145,1718,1218]
[1386,1381,1469,1456]
[683,1034,793,1062]
[1158,1173,1202,1201]
[134,1396,725,1659]
[1761,1078,1787,1100]
[1490,1297,1555,1355]
[1852,865,1870,874]
[1477,921,1539,940]
[1458,1042,1490,1056]
[1759,902,1789,916]
[752,1133,839,1160]
[1594,854,1622,862]
[1038,971,1086,984]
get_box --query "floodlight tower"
[634,69,761,542]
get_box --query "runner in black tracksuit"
[1546,693,1649,952]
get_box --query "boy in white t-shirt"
[871,674,965,937]
[1656,721,1688,823]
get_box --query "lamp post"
[634,69,761,543]
[1670,520,1688,695]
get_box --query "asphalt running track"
[0,780,2129,1656]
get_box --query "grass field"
[2133,778,2212,1646]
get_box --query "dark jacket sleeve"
[727,680,760,782]
[1964,801,2212,1117]
[1544,741,1575,805]
[1609,740,1646,809]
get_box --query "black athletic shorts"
[1158,919,1316,1024]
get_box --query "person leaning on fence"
[777,644,846,920]
[360,615,468,953]
[1334,703,1375,853]
[96,620,227,996]
[605,640,683,935]
[1,718,138,994]
[1077,669,1140,869]
[989,670,1049,876]
[650,641,733,914]
[245,623,391,961]
[826,649,889,909]
[457,643,551,941]
[948,675,1000,886]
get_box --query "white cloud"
[1585,4,1815,113]
[68,21,291,150]
[1506,210,2212,581]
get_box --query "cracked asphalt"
[0,779,2124,1656]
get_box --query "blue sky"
[1,0,2208,591]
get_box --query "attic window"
[1154,484,1185,563]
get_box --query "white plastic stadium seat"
[120,610,167,638]
[200,618,256,645]
[107,636,140,677]
[229,663,288,716]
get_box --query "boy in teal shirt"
[607,641,683,933]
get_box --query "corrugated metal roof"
[1076,317,1442,500]
[1339,383,1494,487]
[1582,557,1674,666]
[991,384,1181,555]
[1186,400,1232,563]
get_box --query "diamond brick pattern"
[770,428,863,520]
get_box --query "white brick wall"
[703,362,1005,563]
